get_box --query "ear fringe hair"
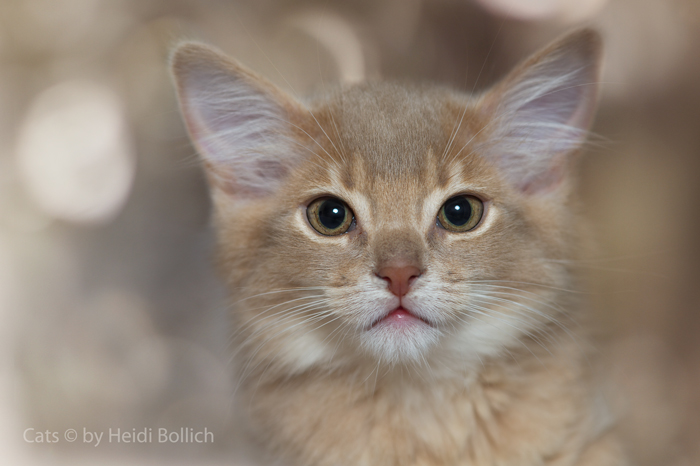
[186,73,299,196]
[479,59,598,190]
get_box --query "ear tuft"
[171,43,303,198]
[478,29,603,194]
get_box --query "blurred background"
[1,0,698,464]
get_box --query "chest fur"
[244,353,595,466]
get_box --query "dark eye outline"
[306,197,355,236]
[436,195,484,232]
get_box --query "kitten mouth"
[369,307,432,329]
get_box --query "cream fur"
[171,29,626,466]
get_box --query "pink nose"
[377,265,422,297]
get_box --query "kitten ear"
[478,29,602,194]
[171,43,305,198]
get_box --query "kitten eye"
[437,195,484,232]
[307,197,354,236]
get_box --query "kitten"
[171,29,626,466]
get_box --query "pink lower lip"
[371,307,429,328]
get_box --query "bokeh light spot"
[16,80,135,224]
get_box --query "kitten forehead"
[312,82,480,184]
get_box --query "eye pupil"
[444,197,472,226]
[318,199,347,230]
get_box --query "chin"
[359,319,442,365]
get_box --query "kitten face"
[172,30,601,372]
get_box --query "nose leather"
[377,265,422,297]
